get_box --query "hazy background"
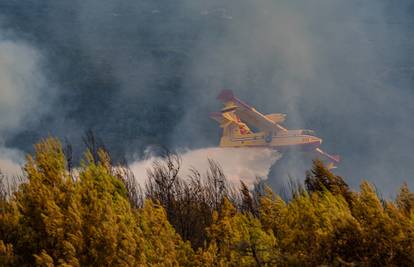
[0,0,414,196]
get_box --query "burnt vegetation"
[1,137,414,266]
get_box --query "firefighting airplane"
[210,90,340,168]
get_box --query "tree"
[10,138,80,265]
[138,200,194,266]
[145,155,237,249]
[74,150,145,266]
[350,181,414,265]
[305,160,353,204]
[0,240,15,266]
[396,182,414,216]
[240,181,257,216]
[3,137,414,265]
[201,198,278,266]
[0,138,148,266]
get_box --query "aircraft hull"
[219,134,322,152]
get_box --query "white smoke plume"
[0,29,55,176]
[0,147,23,177]
[130,147,280,187]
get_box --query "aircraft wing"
[217,90,287,133]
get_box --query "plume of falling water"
[130,147,280,187]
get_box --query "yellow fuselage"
[220,131,322,151]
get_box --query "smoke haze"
[0,1,414,195]
[0,28,56,175]
[0,147,23,177]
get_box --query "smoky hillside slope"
[1,1,414,194]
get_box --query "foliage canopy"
[1,138,414,266]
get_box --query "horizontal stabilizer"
[221,103,238,113]
[210,111,237,127]
[210,112,224,124]
[210,111,252,135]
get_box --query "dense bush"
[1,137,414,266]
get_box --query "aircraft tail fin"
[217,89,234,102]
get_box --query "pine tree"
[75,150,145,266]
[240,181,256,216]
[305,160,353,204]
[351,181,410,265]
[12,138,80,265]
[396,182,414,216]
[138,200,194,266]
[0,240,15,266]
[202,198,277,266]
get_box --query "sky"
[0,0,414,195]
